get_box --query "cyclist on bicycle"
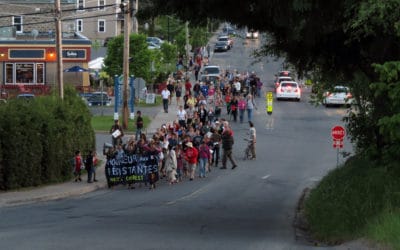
[248,121,256,159]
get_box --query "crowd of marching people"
[102,67,260,189]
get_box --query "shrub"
[0,87,95,190]
[304,155,399,243]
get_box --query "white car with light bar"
[276,81,301,101]
[323,86,354,107]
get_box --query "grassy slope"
[304,155,400,249]
[91,115,151,132]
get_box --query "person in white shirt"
[177,105,187,128]
[233,78,241,96]
[161,87,171,113]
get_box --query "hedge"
[0,87,95,190]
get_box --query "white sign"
[146,93,156,104]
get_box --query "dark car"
[214,41,229,52]
[87,92,111,106]
[222,26,237,36]
[17,93,35,99]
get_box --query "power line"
[0,12,120,29]
[0,3,118,19]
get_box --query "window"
[76,19,83,32]
[5,64,14,84]
[12,16,23,33]
[4,63,45,84]
[98,19,105,32]
[77,0,84,11]
[98,0,105,10]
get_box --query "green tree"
[103,34,152,82]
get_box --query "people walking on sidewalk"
[135,110,144,140]
[74,150,83,182]
[85,150,94,183]
[161,86,171,113]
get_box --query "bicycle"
[243,138,253,160]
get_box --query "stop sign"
[331,126,345,140]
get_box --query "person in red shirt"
[184,142,198,181]
[185,78,192,95]
[74,150,83,182]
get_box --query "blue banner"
[105,153,159,187]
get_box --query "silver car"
[323,86,354,107]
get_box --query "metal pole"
[129,75,135,119]
[122,1,131,129]
[336,147,339,167]
[55,0,64,99]
[113,75,119,120]
[100,79,104,116]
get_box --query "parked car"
[276,81,301,101]
[323,86,354,107]
[87,92,111,106]
[214,41,229,52]
[217,35,233,49]
[146,37,164,46]
[246,29,259,39]
[147,41,160,50]
[17,93,35,99]
[79,92,93,100]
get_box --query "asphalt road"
[0,32,368,250]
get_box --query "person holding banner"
[110,119,124,147]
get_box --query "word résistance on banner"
[105,153,159,187]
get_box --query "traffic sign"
[331,126,345,140]
[333,139,344,149]
[266,91,273,114]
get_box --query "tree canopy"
[140,0,400,164]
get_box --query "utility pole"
[122,0,130,129]
[55,0,64,99]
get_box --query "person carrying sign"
[110,119,124,147]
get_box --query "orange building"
[0,32,91,96]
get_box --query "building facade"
[0,0,124,95]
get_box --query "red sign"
[331,126,345,140]
[333,139,344,149]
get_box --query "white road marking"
[262,174,271,180]
[165,187,206,205]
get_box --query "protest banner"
[105,153,159,188]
